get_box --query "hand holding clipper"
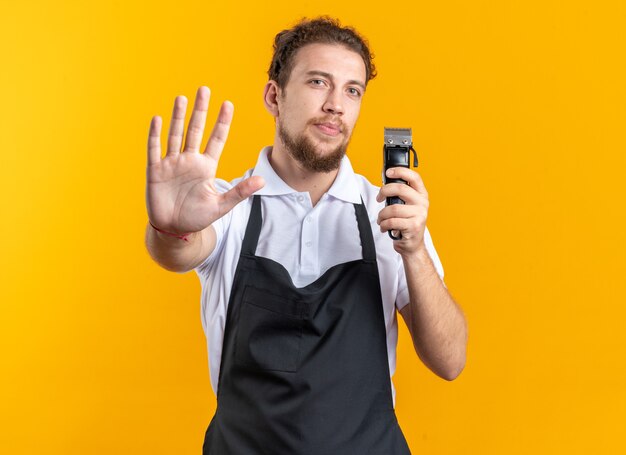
[383,127,418,240]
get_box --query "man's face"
[275,43,367,173]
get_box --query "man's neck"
[268,144,340,207]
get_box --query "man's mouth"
[314,123,342,137]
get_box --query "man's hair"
[268,16,377,90]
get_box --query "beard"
[277,118,351,173]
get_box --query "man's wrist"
[401,243,433,271]
[149,221,197,243]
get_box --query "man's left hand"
[376,167,429,257]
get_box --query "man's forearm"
[401,246,468,380]
[144,223,212,273]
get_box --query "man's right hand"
[146,86,265,236]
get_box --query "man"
[145,17,467,454]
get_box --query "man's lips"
[314,123,342,136]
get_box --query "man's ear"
[263,80,281,118]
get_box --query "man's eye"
[310,79,325,86]
[348,88,361,97]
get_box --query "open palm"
[146,87,264,235]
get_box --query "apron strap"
[241,195,263,256]
[354,198,377,263]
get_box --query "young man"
[145,17,467,454]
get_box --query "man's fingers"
[378,217,412,234]
[378,201,428,226]
[183,86,211,153]
[166,95,188,157]
[377,203,414,224]
[386,167,428,197]
[219,176,265,214]
[148,116,162,165]
[204,101,234,162]
[377,183,422,205]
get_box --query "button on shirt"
[194,146,445,407]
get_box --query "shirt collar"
[251,146,362,204]
[326,153,362,204]
[250,146,298,196]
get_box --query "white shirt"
[194,146,445,407]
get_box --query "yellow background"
[1,0,625,453]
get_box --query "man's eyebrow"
[304,70,366,91]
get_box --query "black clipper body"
[383,127,418,240]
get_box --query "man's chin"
[307,132,349,153]
[279,122,349,172]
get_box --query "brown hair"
[268,16,377,90]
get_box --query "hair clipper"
[383,127,418,240]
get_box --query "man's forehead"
[290,43,366,83]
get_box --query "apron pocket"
[235,285,306,373]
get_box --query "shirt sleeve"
[193,178,234,279]
[395,226,446,311]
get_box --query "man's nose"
[322,89,344,115]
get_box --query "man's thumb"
[220,176,265,212]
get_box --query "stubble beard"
[277,120,351,173]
